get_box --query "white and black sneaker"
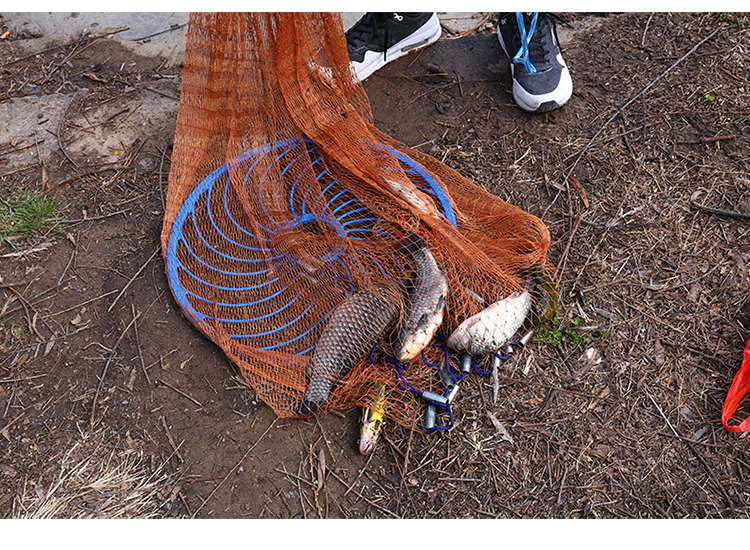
[346,12,442,82]
[497,12,573,113]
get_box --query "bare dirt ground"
[1,12,749,519]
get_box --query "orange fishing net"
[162,13,555,429]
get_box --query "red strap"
[722,336,750,433]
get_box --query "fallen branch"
[160,415,184,463]
[157,379,202,407]
[131,304,151,385]
[90,312,141,429]
[129,23,187,42]
[8,286,56,338]
[0,281,27,289]
[58,92,79,169]
[690,188,750,221]
[108,246,161,313]
[0,27,129,67]
[444,13,493,40]
[545,23,725,217]
[646,390,735,511]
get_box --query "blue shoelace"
[512,12,538,75]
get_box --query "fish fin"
[297,398,321,416]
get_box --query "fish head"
[359,407,384,455]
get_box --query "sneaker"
[346,12,442,82]
[497,12,573,113]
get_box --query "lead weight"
[422,391,449,408]
[439,368,454,388]
[461,353,472,374]
[519,328,535,347]
[446,384,460,404]
[425,404,437,431]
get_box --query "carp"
[298,281,401,415]
[393,236,448,363]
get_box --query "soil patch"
[1,13,749,518]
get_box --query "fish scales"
[394,243,448,362]
[299,281,401,415]
[447,289,532,356]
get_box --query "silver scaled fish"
[447,289,532,356]
[298,281,401,416]
[393,236,448,363]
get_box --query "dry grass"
[12,427,181,519]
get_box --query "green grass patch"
[0,188,67,245]
[718,13,748,26]
[535,314,610,348]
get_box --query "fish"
[383,178,442,220]
[447,289,532,356]
[359,382,386,455]
[298,281,402,416]
[393,235,448,363]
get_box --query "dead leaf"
[691,425,711,441]
[487,411,514,444]
[590,445,611,459]
[730,251,747,285]
[654,339,665,367]
[688,282,701,301]
[587,386,611,411]
[14,352,29,369]
[567,174,589,208]
[30,480,45,500]
[44,335,56,356]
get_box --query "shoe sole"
[498,29,572,113]
[510,56,573,113]
[352,13,442,82]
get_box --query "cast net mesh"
[162,13,555,429]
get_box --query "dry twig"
[90,312,141,428]
[108,247,161,312]
[545,23,725,216]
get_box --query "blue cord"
[425,406,454,434]
[369,343,455,432]
[369,329,533,434]
[513,12,538,75]
[370,345,421,395]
